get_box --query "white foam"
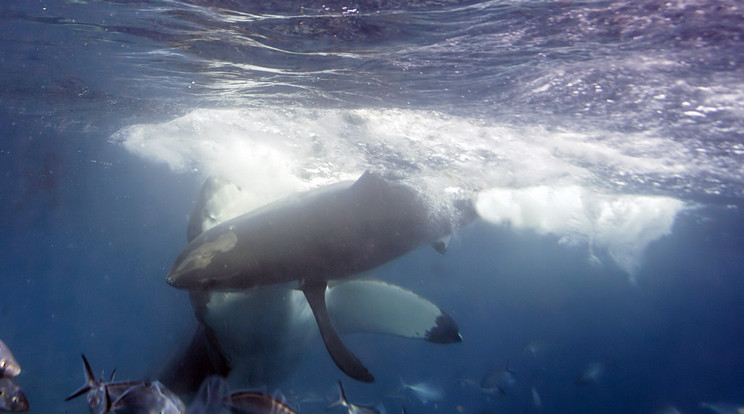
[112,108,355,208]
[476,186,687,278]
[112,107,692,279]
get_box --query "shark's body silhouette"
[163,172,474,392]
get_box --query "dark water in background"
[1,0,743,413]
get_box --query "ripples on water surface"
[4,0,743,197]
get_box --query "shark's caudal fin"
[302,280,374,383]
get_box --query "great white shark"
[162,171,476,391]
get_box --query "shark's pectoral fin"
[301,280,374,383]
[326,279,462,344]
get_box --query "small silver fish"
[700,401,744,414]
[328,381,380,414]
[107,381,185,414]
[66,354,184,414]
[454,373,476,387]
[227,390,298,414]
[186,376,298,414]
[66,354,140,414]
[656,404,683,414]
[399,377,443,405]
[531,386,541,409]
[286,390,324,411]
[480,364,516,395]
[522,340,551,359]
[0,340,20,378]
[0,377,29,412]
[186,376,231,414]
[575,362,604,386]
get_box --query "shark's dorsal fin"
[301,280,374,383]
[349,170,387,192]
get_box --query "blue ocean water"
[1,0,743,413]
